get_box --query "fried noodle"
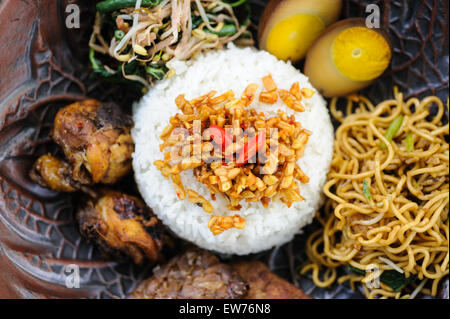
[302,88,449,299]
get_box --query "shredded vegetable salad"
[89,0,253,90]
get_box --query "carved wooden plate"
[0,0,448,298]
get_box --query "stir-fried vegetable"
[114,29,125,40]
[380,115,404,149]
[348,266,417,292]
[362,179,371,201]
[89,47,146,91]
[90,0,253,90]
[97,0,165,13]
[405,132,414,153]
[223,0,249,7]
[205,24,237,36]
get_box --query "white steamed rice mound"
[132,44,334,255]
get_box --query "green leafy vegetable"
[241,2,252,27]
[348,265,365,276]
[89,48,144,91]
[405,133,414,153]
[380,115,404,149]
[223,0,249,7]
[91,0,252,87]
[191,15,204,30]
[97,0,164,13]
[380,270,417,292]
[145,65,168,80]
[348,266,417,292]
[363,179,372,201]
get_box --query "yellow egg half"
[266,14,325,62]
[332,27,392,82]
[304,18,393,97]
[258,0,342,63]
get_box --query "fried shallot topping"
[154,75,314,236]
[208,215,246,236]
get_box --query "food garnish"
[405,132,414,153]
[208,215,246,235]
[97,0,164,13]
[258,74,278,104]
[209,124,233,152]
[348,266,417,293]
[304,18,392,97]
[154,75,315,235]
[258,0,342,62]
[262,74,277,92]
[187,189,214,213]
[89,0,253,90]
[278,89,305,112]
[235,130,266,167]
[380,115,404,149]
[362,179,371,201]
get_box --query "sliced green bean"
[405,133,414,153]
[97,0,163,13]
[205,24,237,37]
[363,179,372,201]
[89,48,101,70]
[380,115,404,149]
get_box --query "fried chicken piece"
[128,248,248,299]
[29,154,78,192]
[77,190,164,265]
[53,99,134,185]
[231,261,311,299]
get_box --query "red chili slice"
[209,125,232,149]
[236,130,266,167]
[208,125,234,161]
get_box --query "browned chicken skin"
[29,154,78,192]
[231,261,311,299]
[29,100,164,265]
[53,99,134,185]
[77,190,164,265]
[128,248,248,299]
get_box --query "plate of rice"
[132,44,334,254]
